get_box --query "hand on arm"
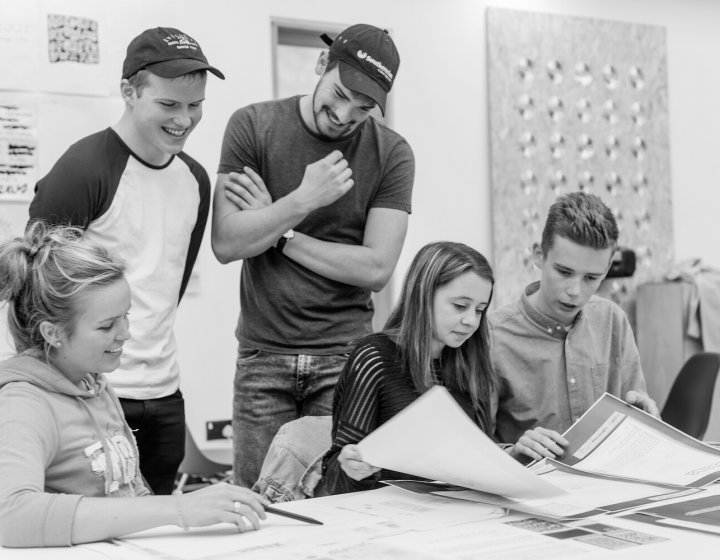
[338,444,381,481]
[506,427,569,463]
[624,390,660,417]
[283,207,408,291]
[224,167,273,211]
[211,150,354,263]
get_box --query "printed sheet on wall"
[486,8,673,308]
[0,1,110,95]
[0,97,38,203]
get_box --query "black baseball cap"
[321,24,399,115]
[122,27,225,80]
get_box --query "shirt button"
[570,378,576,384]
[547,328,553,333]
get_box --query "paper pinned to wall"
[37,1,111,96]
[1,2,111,96]
[0,3,40,91]
[0,96,38,203]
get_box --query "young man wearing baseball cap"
[212,23,415,490]
[29,27,224,495]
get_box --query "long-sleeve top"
[0,354,148,547]
[321,332,485,495]
[488,281,648,445]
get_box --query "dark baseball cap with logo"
[320,24,399,115]
[122,27,225,80]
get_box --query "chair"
[660,352,720,440]
[173,425,232,495]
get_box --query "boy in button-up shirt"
[488,192,658,462]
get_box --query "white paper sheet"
[86,487,505,560]
[558,393,720,488]
[357,386,564,499]
[374,517,590,560]
[433,461,693,519]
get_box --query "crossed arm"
[211,152,408,292]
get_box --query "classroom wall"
[1,0,719,452]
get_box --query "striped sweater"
[321,332,485,495]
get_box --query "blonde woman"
[0,223,266,548]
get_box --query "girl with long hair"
[321,241,495,494]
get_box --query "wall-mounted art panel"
[487,8,673,309]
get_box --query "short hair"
[126,68,207,96]
[384,241,495,431]
[540,191,619,254]
[0,221,126,354]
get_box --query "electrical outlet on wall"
[206,419,233,440]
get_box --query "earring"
[56,342,62,347]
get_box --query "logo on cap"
[163,33,199,52]
[356,50,394,83]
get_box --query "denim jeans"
[232,349,347,488]
[119,389,185,495]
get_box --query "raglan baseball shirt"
[29,127,210,399]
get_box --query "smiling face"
[430,271,493,358]
[531,235,613,325]
[52,278,132,385]
[122,72,206,165]
[308,65,377,140]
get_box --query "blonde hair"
[0,221,126,353]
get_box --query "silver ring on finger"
[233,500,242,514]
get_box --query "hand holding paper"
[357,386,564,499]
[338,444,381,481]
[624,390,660,417]
[507,426,569,462]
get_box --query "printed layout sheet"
[356,386,564,499]
[556,393,720,488]
[626,493,720,536]
[395,464,696,520]
[81,487,677,560]
[360,390,716,519]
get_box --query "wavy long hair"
[384,241,495,429]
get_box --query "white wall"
[1,0,719,451]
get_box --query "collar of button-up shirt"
[520,281,580,340]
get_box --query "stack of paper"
[357,387,720,519]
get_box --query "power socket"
[206,419,233,440]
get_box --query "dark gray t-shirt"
[218,96,415,354]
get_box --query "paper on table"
[557,393,720,488]
[357,385,564,499]
[427,460,695,520]
[631,494,720,536]
[90,487,504,560]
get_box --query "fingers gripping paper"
[357,386,564,499]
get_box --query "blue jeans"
[119,389,185,495]
[232,349,346,488]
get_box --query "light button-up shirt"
[488,282,648,445]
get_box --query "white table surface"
[3,485,720,559]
